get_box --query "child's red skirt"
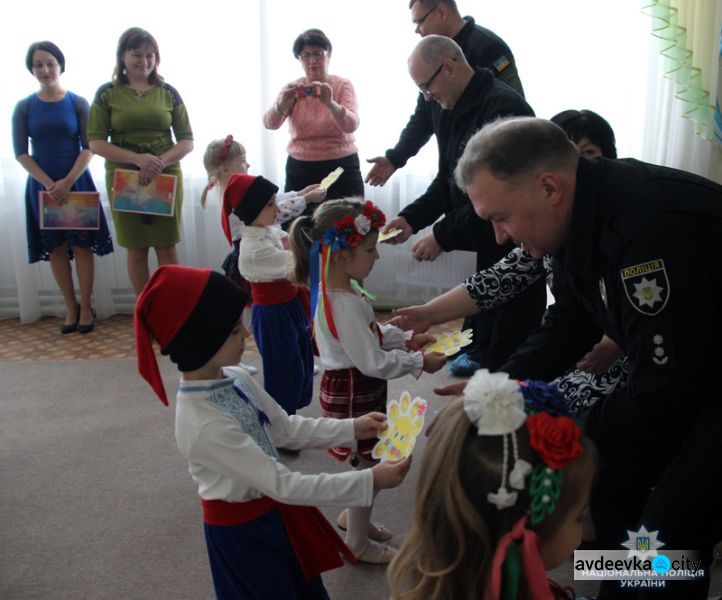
[319,367,387,464]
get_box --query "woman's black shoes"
[60,305,81,335]
[78,309,96,334]
[60,305,95,334]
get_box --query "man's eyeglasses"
[418,62,444,94]
[413,4,438,27]
[299,50,326,61]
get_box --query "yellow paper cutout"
[378,227,402,242]
[372,392,427,462]
[425,328,473,357]
[319,167,344,191]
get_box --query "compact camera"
[296,85,316,98]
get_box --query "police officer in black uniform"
[382,36,546,372]
[365,0,524,187]
[455,116,722,599]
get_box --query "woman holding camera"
[263,28,363,211]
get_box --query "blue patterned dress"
[12,92,113,262]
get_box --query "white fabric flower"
[463,369,526,435]
[354,214,371,236]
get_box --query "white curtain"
[641,0,722,181]
[0,0,655,321]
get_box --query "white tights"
[344,457,376,553]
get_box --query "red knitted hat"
[221,174,279,244]
[134,265,247,405]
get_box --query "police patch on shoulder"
[493,55,510,73]
[620,259,670,316]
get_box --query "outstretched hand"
[407,332,436,351]
[411,233,443,262]
[381,216,413,244]
[425,382,469,436]
[372,456,412,491]
[433,380,468,397]
[389,305,433,334]
[422,351,446,374]
[576,335,624,374]
[365,156,396,186]
[354,412,387,440]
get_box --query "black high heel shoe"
[60,304,81,335]
[78,308,96,334]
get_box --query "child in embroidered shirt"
[288,198,446,564]
[223,173,314,419]
[134,265,412,600]
[200,136,325,376]
[200,134,326,282]
[387,370,597,600]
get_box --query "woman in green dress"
[88,27,193,296]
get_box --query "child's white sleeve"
[187,416,374,508]
[332,295,423,380]
[378,322,413,351]
[239,242,294,280]
[241,371,361,450]
[275,191,306,225]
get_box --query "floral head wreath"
[464,370,583,600]
[309,201,386,339]
[462,369,582,523]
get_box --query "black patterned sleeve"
[462,246,545,311]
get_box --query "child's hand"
[354,412,387,440]
[407,333,436,351]
[422,351,446,374]
[372,456,412,491]
[303,187,327,204]
[298,184,319,195]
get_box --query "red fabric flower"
[334,215,361,247]
[361,201,386,229]
[526,412,582,470]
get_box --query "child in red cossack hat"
[222,173,315,423]
[134,264,411,600]
[200,135,326,378]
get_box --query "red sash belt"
[201,497,356,580]
[250,280,297,306]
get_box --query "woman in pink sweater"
[263,28,364,219]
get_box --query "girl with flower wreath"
[388,369,598,600]
[288,198,447,565]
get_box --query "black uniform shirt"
[558,158,722,445]
[398,68,533,259]
[385,17,524,169]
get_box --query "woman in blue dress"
[12,41,113,334]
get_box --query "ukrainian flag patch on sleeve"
[493,55,511,73]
